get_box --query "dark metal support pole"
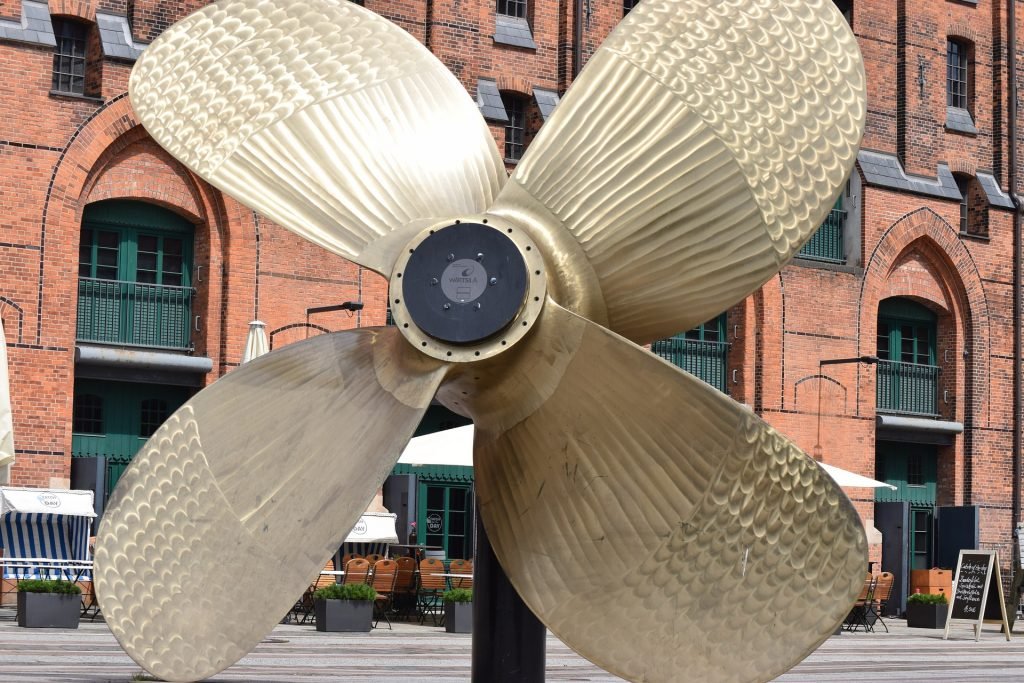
[1007,0,1022,630]
[472,504,546,682]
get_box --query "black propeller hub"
[401,222,528,344]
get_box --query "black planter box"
[17,592,81,629]
[445,602,472,633]
[314,599,371,632]
[905,602,948,629]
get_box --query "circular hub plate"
[389,217,547,362]
[402,223,527,344]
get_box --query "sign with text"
[943,550,1011,642]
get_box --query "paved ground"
[1,608,1022,682]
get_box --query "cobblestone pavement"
[0,608,1022,681]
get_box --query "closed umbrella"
[241,320,269,363]
[0,316,14,485]
[818,461,896,489]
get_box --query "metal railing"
[876,360,940,417]
[651,337,729,393]
[799,208,846,264]
[76,277,194,350]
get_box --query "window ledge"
[958,231,990,243]
[791,257,860,275]
[946,107,978,136]
[494,15,537,50]
[49,89,104,104]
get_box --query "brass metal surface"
[110,0,869,680]
[471,301,866,683]
[490,0,864,345]
[128,0,506,277]
[93,329,447,682]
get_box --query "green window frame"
[417,481,474,560]
[77,200,196,349]
[651,313,729,392]
[876,299,939,416]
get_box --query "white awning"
[0,487,97,517]
[398,424,473,467]
[344,512,398,544]
[818,462,896,490]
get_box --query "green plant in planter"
[16,579,82,595]
[314,582,376,601]
[907,592,947,605]
[443,588,473,603]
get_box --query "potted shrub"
[444,588,472,634]
[905,592,948,629]
[313,582,376,632]
[17,579,82,629]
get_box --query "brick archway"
[40,94,234,373]
[859,208,990,506]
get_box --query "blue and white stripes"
[0,512,92,580]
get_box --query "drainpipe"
[572,0,582,78]
[1009,0,1022,622]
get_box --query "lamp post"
[814,355,879,461]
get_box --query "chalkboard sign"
[943,550,1011,642]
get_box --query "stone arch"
[269,323,331,350]
[859,208,990,505]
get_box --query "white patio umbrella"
[818,461,896,490]
[398,424,473,466]
[0,316,14,485]
[241,320,269,363]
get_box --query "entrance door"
[418,482,474,560]
[875,501,909,616]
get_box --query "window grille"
[52,20,87,95]
[72,394,103,434]
[947,40,968,110]
[497,0,526,18]
[502,93,526,162]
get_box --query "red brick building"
[0,0,1021,614]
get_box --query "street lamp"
[813,355,879,460]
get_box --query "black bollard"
[472,504,546,682]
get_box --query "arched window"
[77,200,196,349]
[876,298,938,416]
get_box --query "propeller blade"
[93,329,448,682]
[469,301,866,683]
[129,0,506,276]
[488,0,864,344]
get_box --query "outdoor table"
[437,572,473,589]
[319,570,345,576]
[0,558,92,583]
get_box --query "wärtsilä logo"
[449,264,478,283]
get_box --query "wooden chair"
[866,572,894,633]
[344,558,371,585]
[342,553,363,568]
[292,559,336,624]
[416,558,447,625]
[393,556,417,619]
[364,553,385,565]
[843,574,876,632]
[370,559,398,629]
[448,559,473,589]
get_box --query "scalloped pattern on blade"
[129,0,505,274]
[93,329,447,682]
[472,304,866,683]
[495,0,864,345]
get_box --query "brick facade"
[0,0,1022,603]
